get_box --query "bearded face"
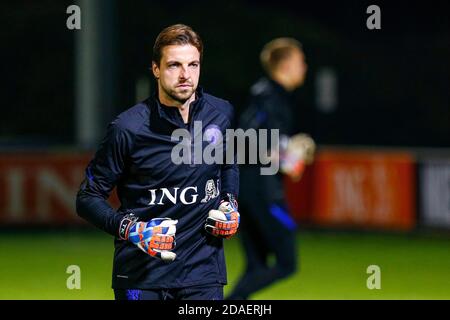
[153,45,201,105]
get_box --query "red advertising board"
[284,165,314,224]
[1,149,417,230]
[310,151,416,230]
[0,152,118,225]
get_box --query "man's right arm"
[76,121,133,237]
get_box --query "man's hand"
[280,133,316,181]
[119,214,178,262]
[205,194,240,239]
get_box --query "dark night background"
[1,0,448,147]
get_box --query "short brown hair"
[153,24,203,66]
[260,37,303,75]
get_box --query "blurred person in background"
[76,24,240,300]
[227,38,314,300]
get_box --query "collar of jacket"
[151,86,205,128]
[266,77,291,96]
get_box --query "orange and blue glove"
[205,194,240,239]
[119,214,178,262]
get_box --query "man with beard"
[76,24,239,300]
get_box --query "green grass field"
[0,229,449,300]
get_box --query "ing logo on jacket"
[148,179,219,206]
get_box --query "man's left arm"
[220,102,239,203]
[205,102,240,239]
[220,159,239,200]
[205,149,240,240]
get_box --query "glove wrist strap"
[118,213,138,240]
[221,193,238,210]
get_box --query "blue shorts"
[114,285,224,301]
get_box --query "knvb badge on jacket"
[201,179,220,203]
[203,125,222,145]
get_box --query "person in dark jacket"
[227,38,308,300]
[76,24,239,300]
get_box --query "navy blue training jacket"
[76,87,239,289]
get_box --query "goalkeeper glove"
[119,213,178,262]
[280,133,316,181]
[205,193,240,239]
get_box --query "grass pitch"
[0,229,449,299]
